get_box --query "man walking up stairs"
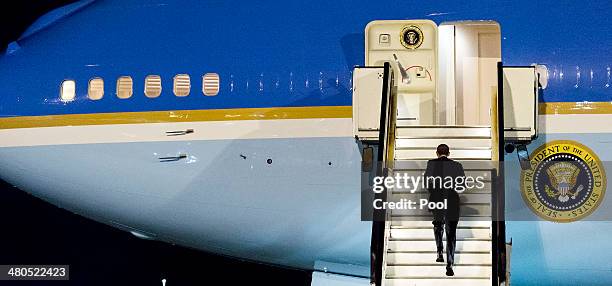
[423,144,466,276]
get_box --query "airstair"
[353,19,543,286]
[383,124,494,286]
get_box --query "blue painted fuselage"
[0,0,610,118]
[0,0,611,285]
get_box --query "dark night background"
[0,1,311,285]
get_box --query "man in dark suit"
[423,144,465,276]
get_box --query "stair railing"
[491,61,507,286]
[370,62,395,286]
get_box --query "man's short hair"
[437,144,450,156]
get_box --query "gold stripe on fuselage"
[539,101,612,115]
[0,106,352,130]
[0,102,610,130]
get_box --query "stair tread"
[391,220,491,228]
[395,147,492,151]
[389,169,494,178]
[386,265,491,278]
[390,188,492,194]
[387,253,491,265]
[390,228,491,240]
[384,278,491,286]
[395,124,491,128]
[390,204,491,217]
[395,149,492,160]
[395,138,492,149]
[395,126,491,140]
[390,238,492,242]
[388,241,491,252]
[390,193,492,204]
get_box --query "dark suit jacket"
[423,156,465,220]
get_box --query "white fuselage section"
[0,117,371,276]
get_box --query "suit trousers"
[432,209,459,266]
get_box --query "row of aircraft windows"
[60,73,220,101]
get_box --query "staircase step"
[395,149,492,160]
[391,166,499,180]
[385,265,491,279]
[390,193,492,204]
[395,138,491,149]
[387,253,492,266]
[391,220,491,228]
[396,126,491,139]
[388,240,491,253]
[390,216,492,221]
[389,169,495,182]
[390,228,491,240]
[385,170,494,194]
[389,204,491,217]
[389,183,493,194]
[384,278,490,286]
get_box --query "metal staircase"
[358,20,545,286]
[381,124,495,286]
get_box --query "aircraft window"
[173,74,190,97]
[88,78,104,100]
[60,80,76,102]
[202,73,220,96]
[144,75,162,98]
[116,76,133,99]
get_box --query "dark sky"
[0,1,311,285]
[0,0,76,48]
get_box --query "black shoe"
[436,252,444,262]
[446,266,454,276]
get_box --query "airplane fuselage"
[0,0,611,284]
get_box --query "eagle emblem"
[545,162,583,202]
